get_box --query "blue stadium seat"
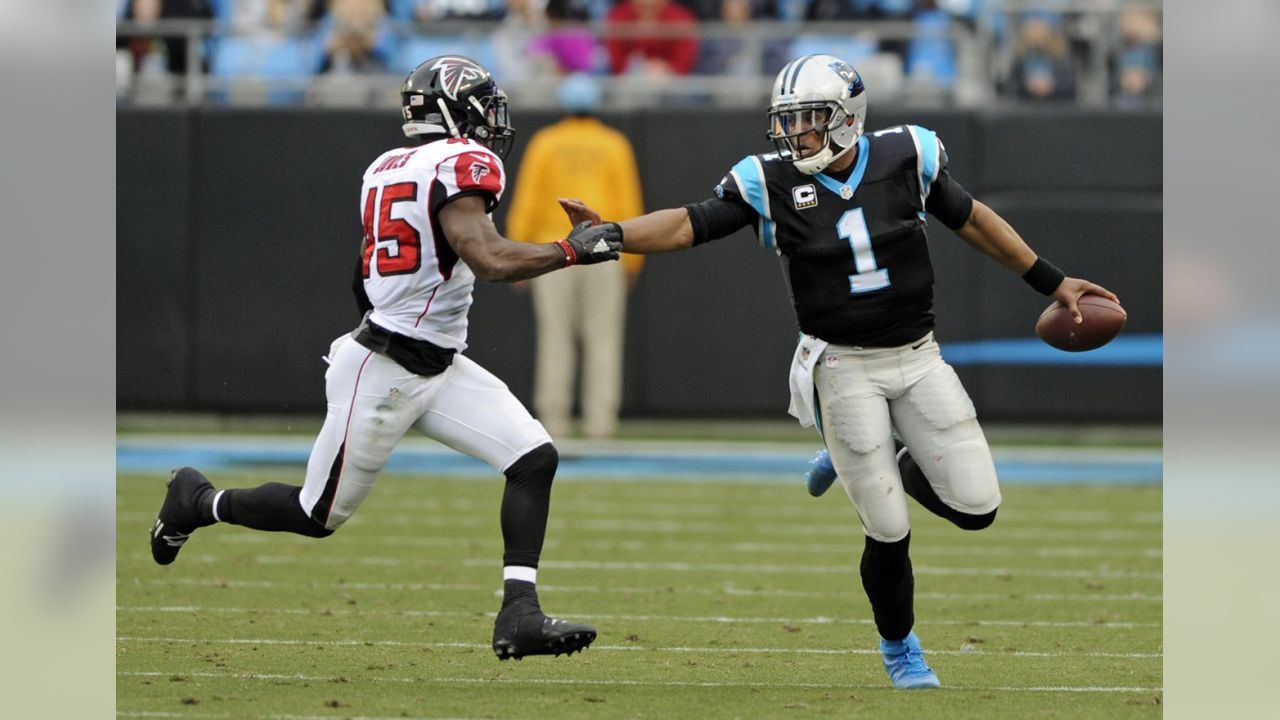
[392,35,498,76]
[209,35,325,104]
[388,0,418,21]
[210,35,325,78]
[786,34,878,67]
[208,0,235,20]
[906,10,955,87]
[389,0,507,21]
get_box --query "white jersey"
[358,137,506,351]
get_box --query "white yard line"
[130,577,1163,603]
[118,635,1161,659]
[481,559,1164,580]
[117,606,1160,629]
[115,512,1162,540]
[196,533,1160,558]
[117,670,1160,693]
[117,707,486,712]
[350,498,1162,525]
[121,553,1161,579]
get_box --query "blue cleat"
[804,448,838,497]
[880,631,941,689]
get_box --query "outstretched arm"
[561,193,760,255]
[560,198,694,254]
[956,199,1119,322]
[439,195,621,282]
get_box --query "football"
[1035,294,1127,352]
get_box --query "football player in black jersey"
[560,54,1119,689]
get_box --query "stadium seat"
[787,34,879,68]
[389,0,418,21]
[209,35,325,105]
[906,10,956,87]
[391,35,498,76]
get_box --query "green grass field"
[117,470,1162,719]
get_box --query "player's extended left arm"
[956,200,1119,323]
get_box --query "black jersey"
[709,125,972,347]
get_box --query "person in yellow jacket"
[505,73,644,439]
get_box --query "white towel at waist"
[787,334,829,429]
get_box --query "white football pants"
[812,332,1001,542]
[298,333,552,530]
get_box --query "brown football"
[1035,294,1127,352]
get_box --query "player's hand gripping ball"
[1035,294,1127,352]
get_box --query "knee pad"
[928,422,1001,516]
[834,449,910,543]
[864,524,911,544]
[858,502,910,544]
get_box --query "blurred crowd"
[116,0,1162,107]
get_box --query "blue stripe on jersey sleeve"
[910,125,941,199]
[730,156,770,219]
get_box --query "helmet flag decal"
[430,57,487,101]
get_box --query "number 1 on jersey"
[838,208,890,293]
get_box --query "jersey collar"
[814,135,870,200]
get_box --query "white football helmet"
[767,55,867,175]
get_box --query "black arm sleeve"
[353,255,373,317]
[684,196,757,246]
[436,188,500,214]
[924,169,974,231]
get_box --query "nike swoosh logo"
[911,339,930,350]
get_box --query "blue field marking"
[117,438,1162,486]
[942,335,1163,366]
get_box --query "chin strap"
[437,98,461,138]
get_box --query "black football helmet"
[401,55,515,159]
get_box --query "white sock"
[210,489,226,523]
[503,566,537,584]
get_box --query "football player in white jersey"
[559,54,1119,688]
[149,56,622,661]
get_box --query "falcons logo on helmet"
[430,57,487,101]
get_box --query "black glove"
[556,221,623,266]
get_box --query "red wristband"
[555,239,576,266]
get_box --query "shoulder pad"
[862,125,930,181]
[726,155,775,220]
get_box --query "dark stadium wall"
[117,108,1162,422]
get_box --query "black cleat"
[492,583,596,660]
[150,467,215,566]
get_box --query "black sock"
[502,579,540,608]
[500,443,558,568]
[899,451,998,531]
[861,533,915,642]
[218,483,334,538]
